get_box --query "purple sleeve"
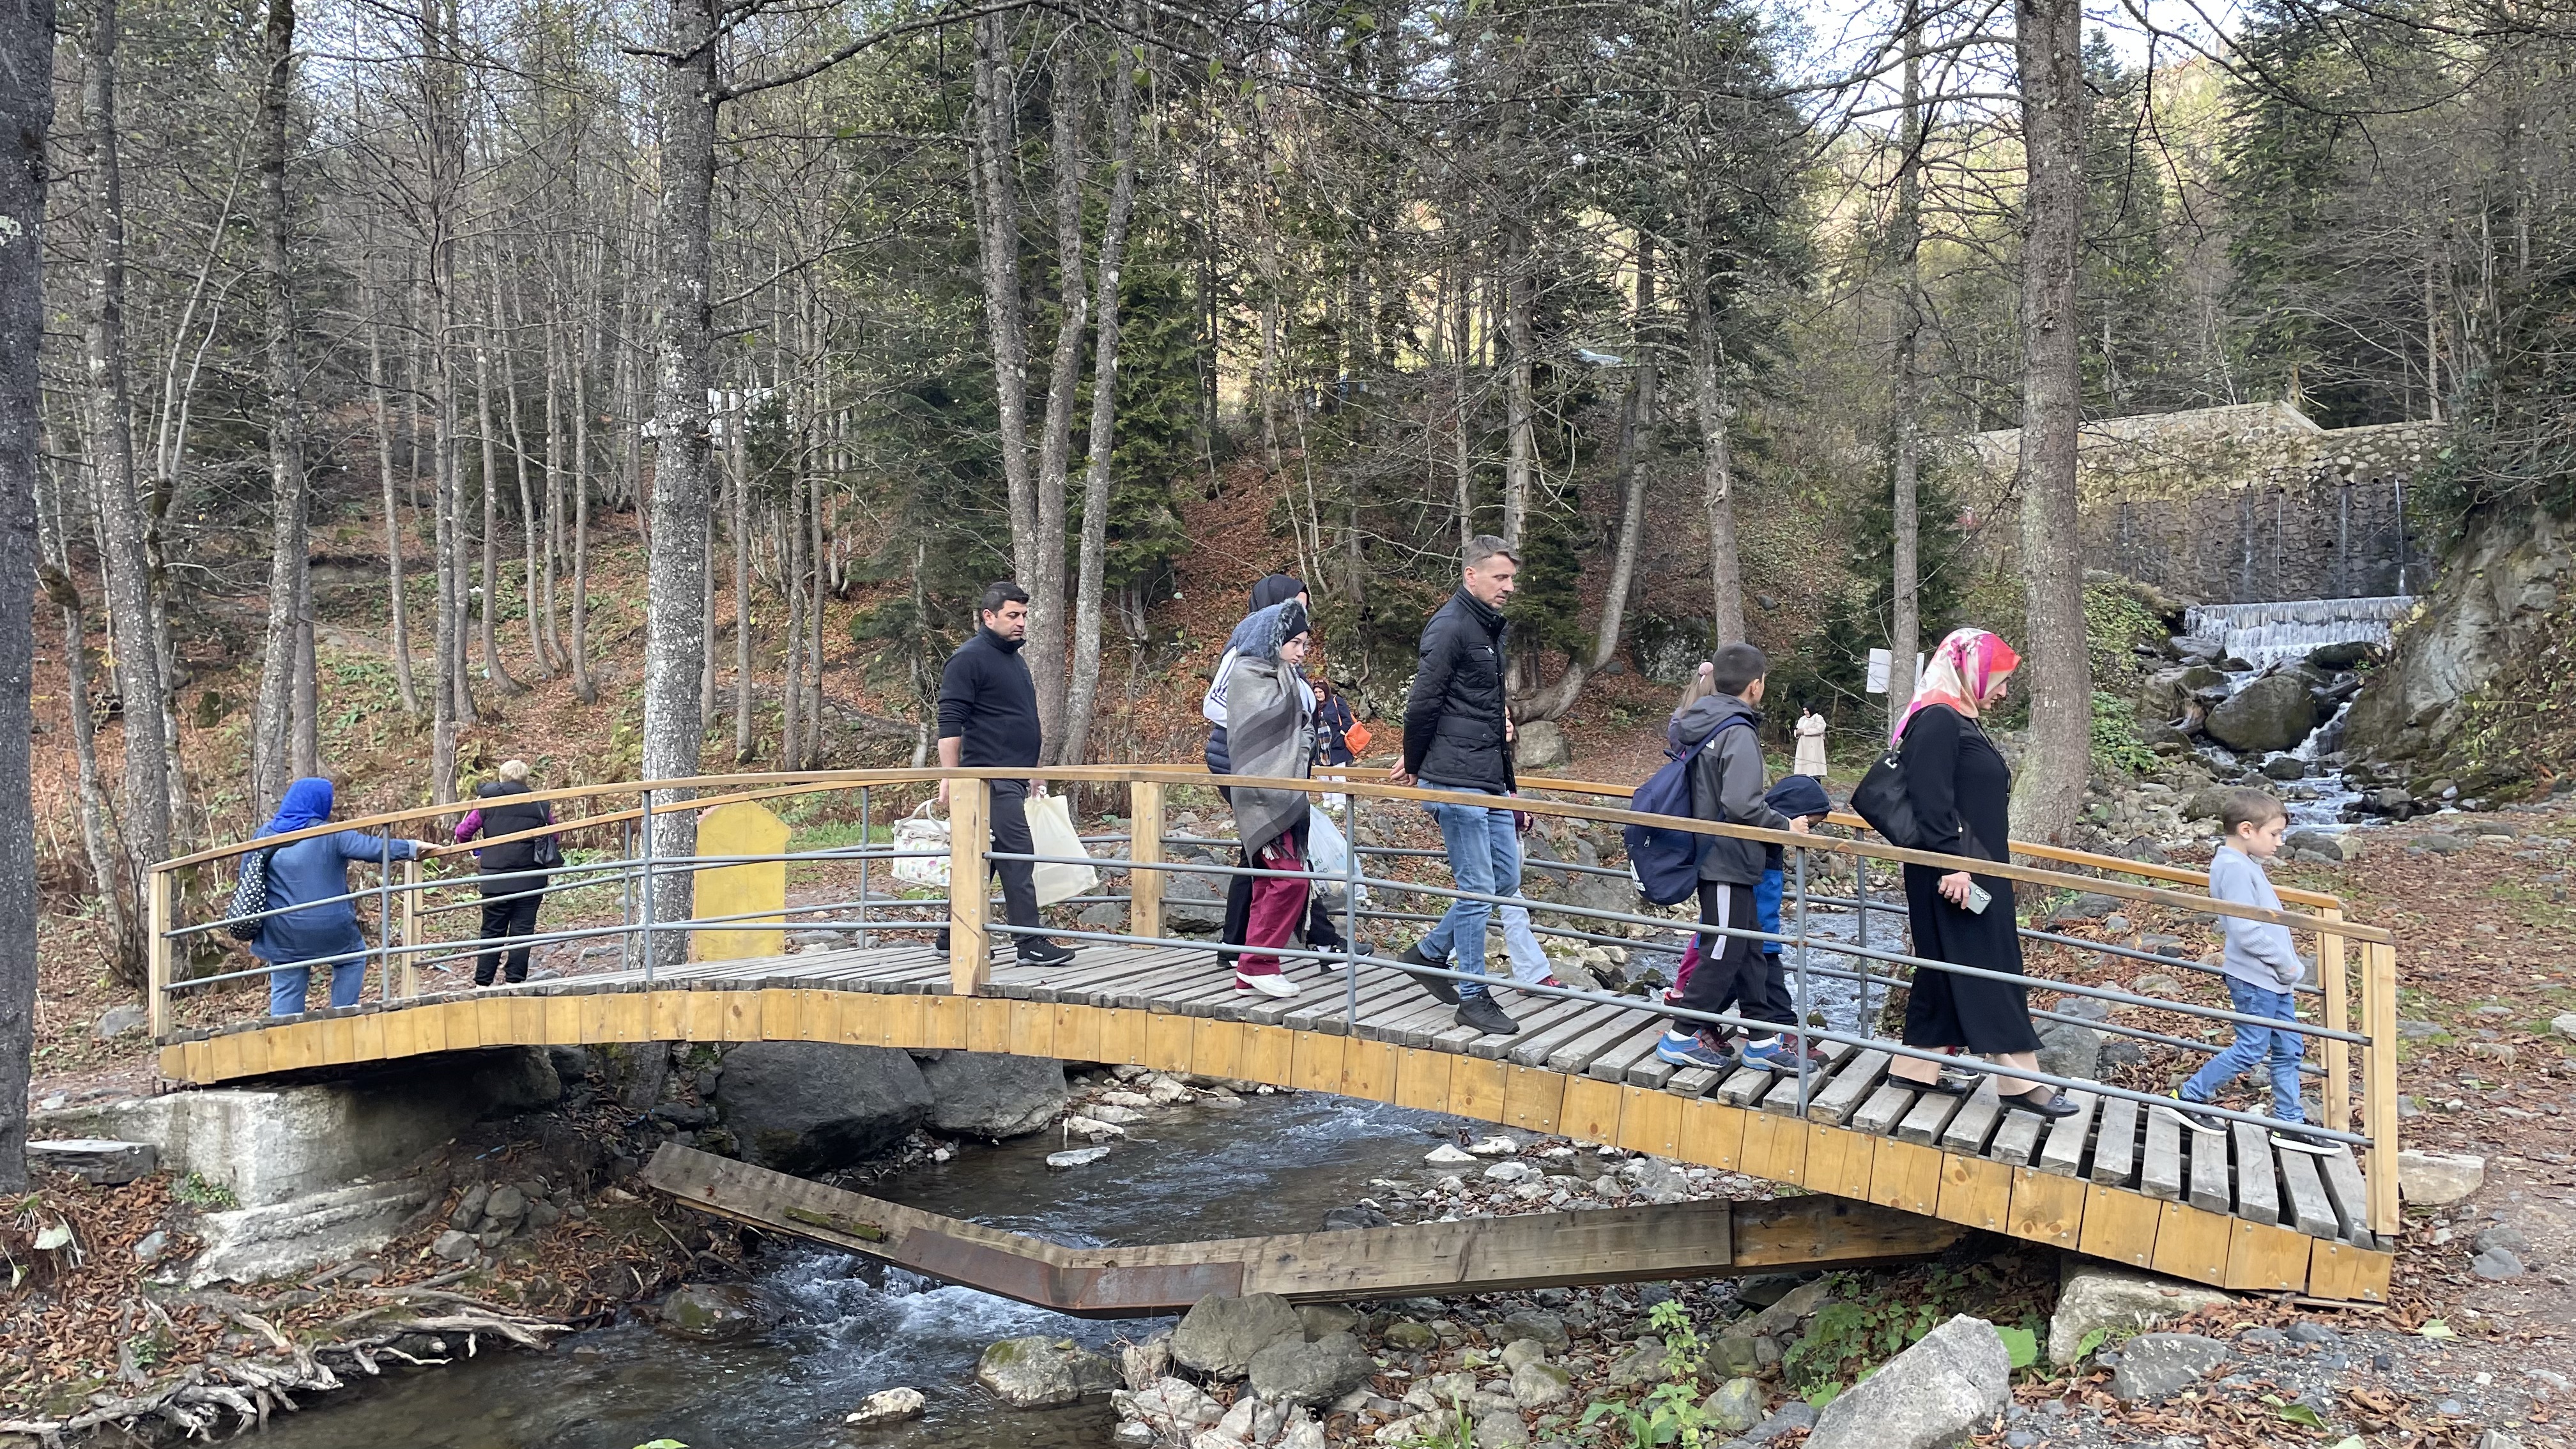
[456,808,484,843]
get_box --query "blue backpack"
[1623,716,1752,905]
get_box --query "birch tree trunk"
[1029,43,1086,752]
[80,0,169,883]
[0,0,49,1189]
[568,288,596,703]
[1057,22,1141,772]
[364,261,422,715]
[971,13,1039,603]
[249,0,309,815]
[2010,0,2091,843]
[642,0,720,939]
[1688,236,1746,648]
[473,263,520,693]
[1887,4,1924,732]
[38,432,137,980]
[732,387,753,763]
[498,272,550,678]
[1500,250,1534,551]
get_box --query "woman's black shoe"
[2004,1087,2079,1119]
[1909,1072,1978,1096]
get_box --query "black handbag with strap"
[1848,742,1922,850]
[225,844,285,941]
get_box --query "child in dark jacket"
[1667,774,1832,1063]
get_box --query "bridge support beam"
[643,1144,1964,1317]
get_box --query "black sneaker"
[933,928,951,953]
[2271,1124,2343,1156]
[2152,1091,2227,1134]
[1017,938,1075,968]
[1397,940,1460,1005]
[1454,993,1521,1036]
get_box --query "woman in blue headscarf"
[243,778,426,1016]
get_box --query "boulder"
[1496,1310,1569,1351]
[2182,786,2231,823]
[93,1004,146,1039]
[25,1138,156,1185]
[1706,1330,1765,1380]
[657,1283,765,1340]
[2107,1333,2227,1402]
[2472,1248,2526,1280]
[1509,1360,1570,1408]
[917,1051,1068,1139]
[2261,756,2309,781]
[1705,1378,1764,1433]
[2205,674,2319,754]
[2046,1264,2231,1366]
[845,1387,926,1425]
[2034,1023,2101,1085]
[2398,1149,2486,1206]
[1805,1315,2010,1449]
[2306,641,2379,670]
[1248,1331,1377,1406]
[714,1041,933,1174]
[1748,1278,1837,1338]
[1298,1303,1363,1340]
[1322,1205,1392,1231]
[1163,872,1227,933]
[1116,1377,1223,1440]
[2344,506,2572,763]
[1172,1292,1306,1379]
[1515,721,1572,770]
[1046,1147,1111,1170]
[2284,829,2358,862]
[976,1336,1121,1408]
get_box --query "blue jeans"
[268,954,369,1016]
[1414,783,1552,994]
[2182,977,2308,1123]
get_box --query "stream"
[252,1093,1457,1449]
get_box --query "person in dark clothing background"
[936,581,1073,967]
[453,758,558,986]
[1388,535,1528,1037]
[1204,573,1351,972]
[1881,627,2073,1119]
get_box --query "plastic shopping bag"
[891,801,951,889]
[1306,804,1350,880]
[1026,793,1100,907]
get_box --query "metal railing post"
[1130,779,1165,940]
[146,865,171,1039]
[1342,792,1361,1021]
[1793,843,1812,1115]
[639,788,657,984]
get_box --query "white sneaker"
[1236,972,1301,999]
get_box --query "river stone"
[484,1184,528,1224]
[1510,1360,1571,1408]
[716,1042,933,1174]
[1748,1401,1818,1443]
[1499,1338,1550,1372]
[1706,1330,1764,1379]
[917,1051,1068,1139]
[1475,1408,1531,1448]
[1383,1319,1438,1352]
[1497,1310,1570,1351]
[977,1336,1121,1408]
[1248,1331,1377,1405]
[1322,1204,1392,1231]
[1298,1303,1363,1342]
[93,1004,146,1039]
[2108,1333,2227,1401]
[2398,1149,2486,1205]
[2046,1263,2230,1366]
[431,1229,477,1263]
[1172,1292,1306,1379]
[1605,1337,1671,1388]
[1116,1377,1223,1439]
[2472,1248,2526,1281]
[657,1284,764,1340]
[2285,829,2358,862]
[2206,674,2319,754]
[845,1388,926,1425]
[1807,1315,2009,1449]
[2261,755,2310,781]
[2034,1023,2100,1084]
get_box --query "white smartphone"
[1962,882,1993,915]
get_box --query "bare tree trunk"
[1500,249,1534,551]
[540,301,567,673]
[2010,0,2090,843]
[1688,237,1746,647]
[568,289,596,703]
[39,431,138,982]
[1888,4,1924,732]
[1525,234,1655,722]
[971,13,1039,600]
[364,263,422,715]
[79,0,170,879]
[781,466,804,770]
[473,261,520,693]
[0,0,49,1188]
[804,454,824,762]
[250,0,308,815]
[498,271,550,678]
[1058,20,1140,772]
[1029,42,1087,752]
[732,385,753,763]
[643,0,719,939]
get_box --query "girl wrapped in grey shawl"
[1224,601,1315,859]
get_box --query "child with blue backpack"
[1653,643,1811,1071]
[1665,774,1832,1066]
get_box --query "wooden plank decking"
[155,940,2392,1301]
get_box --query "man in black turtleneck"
[937,581,1072,967]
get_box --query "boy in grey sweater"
[2158,789,2337,1154]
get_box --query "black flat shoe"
[2004,1087,2079,1119]
[1894,1071,1975,1096]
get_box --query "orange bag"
[1342,719,1374,756]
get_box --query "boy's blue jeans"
[1414,782,1554,995]
[2182,977,2308,1123]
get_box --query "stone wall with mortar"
[1963,402,2442,603]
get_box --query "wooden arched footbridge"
[146,766,2402,1304]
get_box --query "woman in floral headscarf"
[1883,629,2076,1119]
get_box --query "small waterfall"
[2181,595,2416,668]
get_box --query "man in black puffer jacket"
[1387,535,1526,1036]
[454,759,558,986]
